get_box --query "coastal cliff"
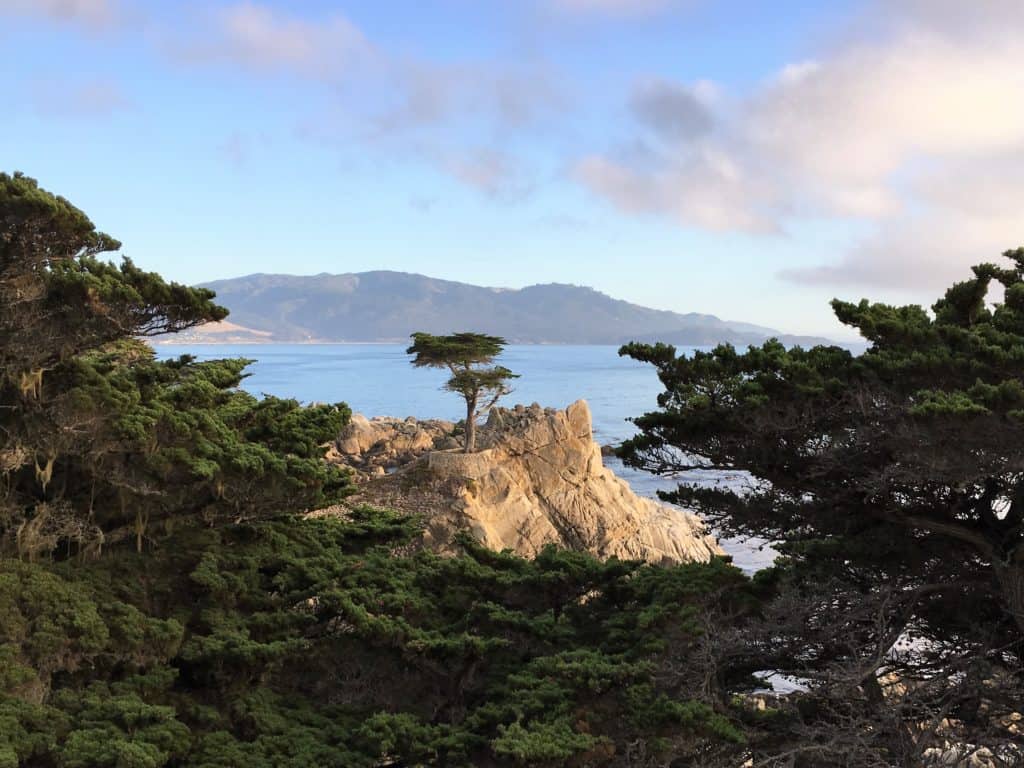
[325,400,723,564]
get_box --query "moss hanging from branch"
[33,455,55,493]
[17,369,44,400]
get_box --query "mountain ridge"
[181,270,834,347]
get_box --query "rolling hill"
[173,271,832,346]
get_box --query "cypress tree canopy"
[8,171,1019,765]
[0,172,351,557]
[407,331,506,368]
[407,332,518,452]
[0,171,227,376]
[620,248,1024,760]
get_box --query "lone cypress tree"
[407,332,517,452]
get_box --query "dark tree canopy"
[621,248,1024,763]
[1,171,227,377]
[0,512,762,767]
[0,173,351,557]
[407,332,518,452]
[407,331,506,368]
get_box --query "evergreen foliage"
[621,249,1024,763]
[1,173,351,557]
[0,511,760,767]
[10,171,1024,765]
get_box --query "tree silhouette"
[407,332,517,452]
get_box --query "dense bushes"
[1,510,758,766]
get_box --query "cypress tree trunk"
[993,557,1024,635]
[464,393,477,453]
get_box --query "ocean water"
[153,343,774,572]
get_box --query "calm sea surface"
[153,343,774,572]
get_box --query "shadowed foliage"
[1,511,763,767]
[1,173,352,558]
[16,171,1022,766]
[621,248,1024,764]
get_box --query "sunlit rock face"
[327,414,459,477]
[327,400,723,565]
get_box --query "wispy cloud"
[367,59,564,139]
[0,0,119,27]
[174,2,370,79]
[409,195,438,213]
[629,78,715,142]
[444,149,534,201]
[575,0,1024,290]
[171,3,562,202]
[576,147,778,233]
[546,0,688,18]
[11,0,1021,295]
[780,155,1024,290]
[30,78,133,118]
[217,131,249,168]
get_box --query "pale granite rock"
[331,400,722,565]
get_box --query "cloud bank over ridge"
[576,0,1024,290]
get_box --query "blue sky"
[3,0,1022,338]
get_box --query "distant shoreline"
[149,339,655,347]
[152,340,401,346]
[150,339,866,350]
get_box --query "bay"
[153,343,775,573]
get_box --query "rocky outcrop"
[327,414,459,478]
[329,400,723,565]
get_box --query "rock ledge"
[328,400,723,565]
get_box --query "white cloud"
[576,148,777,233]
[749,33,1024,216]
[445,149,533,201]
[184,3,563,134]
[179,2,370,79]
[369,60,563,138]
[0,0,117,27]
[774,60,819,85]
[547,0,683,17]
[781,156,1024,292]
[31,78,132,117]
[173,3,562,202]
[575,0,1024,290]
